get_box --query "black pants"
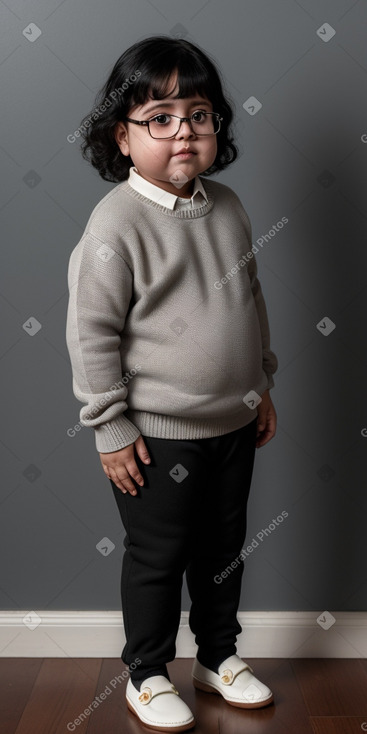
[110,416,258,681]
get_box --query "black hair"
[79,35,238,182]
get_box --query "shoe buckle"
[138,687,152,704]
[220,668,234,685]
[138,683,179,705]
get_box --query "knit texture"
[66,176,278,453]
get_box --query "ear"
[114,121,130,156]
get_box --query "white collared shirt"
[127,166,208,210]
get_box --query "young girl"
[66,35,278,732]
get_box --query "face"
[114,72,218,198]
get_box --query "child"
[66,35,278,732]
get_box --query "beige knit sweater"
[66,174,278,453]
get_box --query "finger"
[102,465,127,493]
[122,483,138,496]
[102,465,123,488]
[125,460,145,487]
[256,427,275,448]
[109,469,137,495]
[270,416,277,432]
[135,436,151,464]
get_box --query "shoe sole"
[126,695,196,731]
[192,676,274,709]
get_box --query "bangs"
[128,58,218,111]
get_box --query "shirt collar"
[127,166,208,210]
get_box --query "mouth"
[174,150,196,158]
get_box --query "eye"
[192,110,207,122]
[150,114,171,125]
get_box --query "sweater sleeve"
[65,232,141,453]
[227,188,278,391]
[247,255,278,390]
[247,252,278,390]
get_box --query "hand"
[99,434,151,495]
[256,389,277,448]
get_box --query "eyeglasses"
[124,110,223,139]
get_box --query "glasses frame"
[123,111,223,139]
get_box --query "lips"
[175,149,195,155]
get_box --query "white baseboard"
[0,611,366,658]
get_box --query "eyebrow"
[142,99,212,116]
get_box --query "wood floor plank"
[12,659,101,734]
[234,659,315,734]
[292,659,367,716]
[0,657,365,733]
[359,660,367,676]
[0,659,43,734]
[311,717,367,734]
[176,658,314,734]
[79,658,135,732]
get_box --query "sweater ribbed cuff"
[94,414,141,453]
[124,408,257,441]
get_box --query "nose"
[176,118,196,138]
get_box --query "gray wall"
[1,0,366,615]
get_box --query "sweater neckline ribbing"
[119,178,215,219]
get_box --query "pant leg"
[109,434,212,678]
[185,417,258,664]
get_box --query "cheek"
[129,130,153,157]
[205,138,218,158]
[151,143,170,162]
[133,140,168,165]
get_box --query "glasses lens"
[191,112,217,135]
[149,114,178,138]
[149,112,218,138]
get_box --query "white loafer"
[126,674,196,731]
[192,654,273,709]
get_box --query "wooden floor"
[1,658,367,733]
